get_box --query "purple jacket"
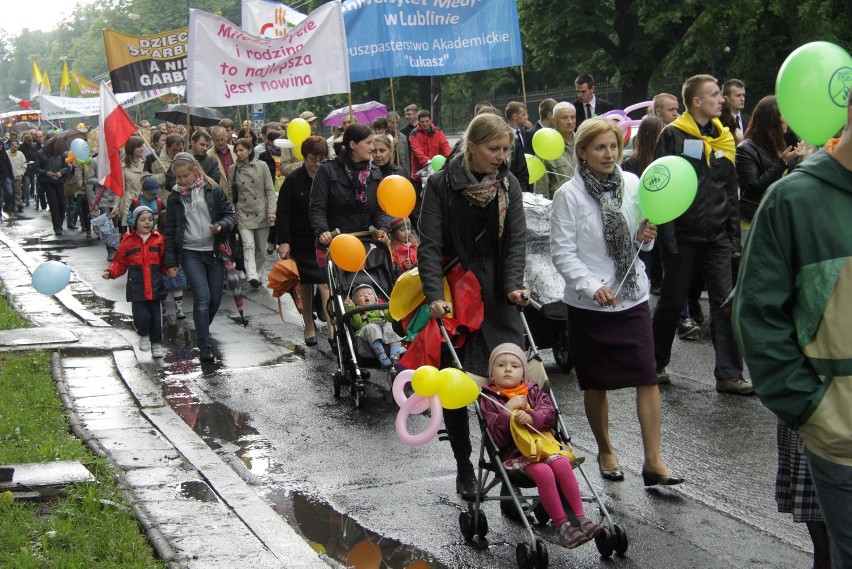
[480,381,556,461]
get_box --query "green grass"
[0,281,29,330]
[0,338,164,566]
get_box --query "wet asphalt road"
[3,209,812,569]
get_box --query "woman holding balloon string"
[550,118,682,487]
[308,124,392,345]
[418,113,529,499]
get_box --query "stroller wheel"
[476,510,488,538]
[459,511,476,541]
[533,539,548,569]
[332,372,341,398]
[594,525,615,558]
[354,388,365,409]
[553,328,573,372]
[613,522,629,555]
[515,542,534,569]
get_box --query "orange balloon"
[377,175,416,218]
[329,233,367,272]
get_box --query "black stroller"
[438,312,628,568]
[325,232,401,408]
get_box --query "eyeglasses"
[304,155,324,165]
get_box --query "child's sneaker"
[558,522,590,549]
[139,336,151,351]
[151,343,164,358]
[175,299,186,320]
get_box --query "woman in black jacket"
[736,95,799,227]
[308,124,391,343]
[275,136,329,346]
[418,113,529,499]
[372,134,406,178]
[163,152,235,363]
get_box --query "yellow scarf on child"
[671,112,736,166]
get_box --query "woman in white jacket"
[550,118,682,487]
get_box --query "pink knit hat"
[488,343,527,378]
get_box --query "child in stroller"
[344,283,404,368]
[480,343,602,549]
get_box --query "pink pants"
[524,456,584,527]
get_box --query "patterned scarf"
[180,173,206,214]
[458,166,510,237]
[579,163,639,300]
[341,153,371,204]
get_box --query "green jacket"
[733,149,852,466]
[346,304,391,333]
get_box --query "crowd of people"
[3,73,850,564]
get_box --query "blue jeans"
[807,450,852,568]
[182,249,224,348]
[22,174,31,205]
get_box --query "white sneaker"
[151,343,164,358]
[139,336,151,351]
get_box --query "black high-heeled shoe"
[641,469,685,487]
[597,455,624,481]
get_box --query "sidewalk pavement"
[0,228,332,568]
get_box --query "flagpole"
[520,66,527,108]
[136,129,170,179]
[389,78,396,114]
[347,91,353,124]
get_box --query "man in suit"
[399,104,419,139]
[523,98,557,154]
[723,79,749,134]
[505,101,531,192]
[573,73,615,128]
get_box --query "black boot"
[445,407,476,500]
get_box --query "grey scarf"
[579,163,639,300]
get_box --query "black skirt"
[567,301,657,390]
[291,240,324,284]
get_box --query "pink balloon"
[624,101,653,115]
[395,394,443,446]
[601,110,626,119]
[392,369,430,414]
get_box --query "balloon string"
[612,246,643,299]
[479,392,572,451]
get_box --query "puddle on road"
[268,489,448,569]
[162,385,273,477]
[179,480,219,503]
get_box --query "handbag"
[162,266,186,292]
[510,413,576,464]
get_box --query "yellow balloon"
[437,368,480,409]
[411,365,441,397]
[532,128,565,161]
[389,268,452,321]
[287,118,311,146]
[526,154,545,184]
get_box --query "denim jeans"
[182,249,224,348]
[652,239,743,378]
[22,173,31,205]
[806,450,852,568]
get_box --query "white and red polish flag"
[97,81,137,197]
[8,95,32,109]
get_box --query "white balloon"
[273,139,295,149]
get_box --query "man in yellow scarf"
[650,75,750,396]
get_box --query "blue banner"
[342,0,523,83]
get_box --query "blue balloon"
[69,138,90,162]
[32,261,71,296]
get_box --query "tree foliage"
[0,0,849,130]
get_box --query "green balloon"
[776,42,852,146]
[525,154,545,184]
[532,128,564,161]
[430,155,446,171]
[638,156,697,225]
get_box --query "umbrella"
[155,104,225,128]
[218,241,248,327]
[266,258,303,321]
[323,101,388,127]
[42,128,87,156]
[12,121,38,132]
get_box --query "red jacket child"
[105,225,167,302]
